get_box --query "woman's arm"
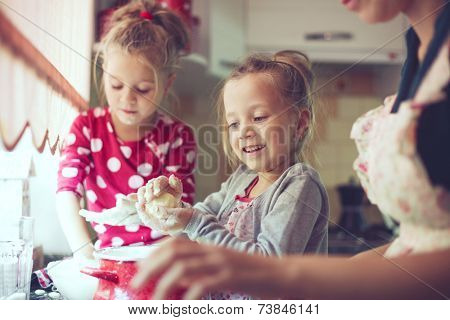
[132,238,450,300]
[291,248,450,299]
[350,242,392,260]
[56,191,94,259]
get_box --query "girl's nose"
[239,125,256,140]
[121,87,137,104]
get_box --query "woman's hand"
[130,238,286,299]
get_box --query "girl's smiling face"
[103,48,168,128]
[224,73,306,174]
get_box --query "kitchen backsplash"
[311,63,401,225]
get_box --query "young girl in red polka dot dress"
[56,0,196,261]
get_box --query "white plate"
[94,245,160,262]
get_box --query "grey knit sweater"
[183,163,329,256]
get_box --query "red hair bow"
[139,11,153,20]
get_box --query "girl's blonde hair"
[217,50,316,169]
[94,0,190,104]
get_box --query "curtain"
[0,0,93,153]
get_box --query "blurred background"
[0,0,405,264]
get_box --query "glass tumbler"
[0,217,34,300]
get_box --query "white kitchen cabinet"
[208,0,247,77]
[246,0,407,64]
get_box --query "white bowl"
[94,244,160,262]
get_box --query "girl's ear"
[296,109,310,139]
[164,73,177,96]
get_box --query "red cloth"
[57,107,196,249]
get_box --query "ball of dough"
[150,193,178,208]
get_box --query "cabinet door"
[210,0,247,77]
[246,0,406,62]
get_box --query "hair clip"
[139,11,153,20]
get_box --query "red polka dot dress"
[57,107,196,249]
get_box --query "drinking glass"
[0,216,34,300]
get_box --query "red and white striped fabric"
[34,268,52,289]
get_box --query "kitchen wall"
[311,63,402,225]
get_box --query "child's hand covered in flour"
[79,193,140,226]
[136,175,193,236]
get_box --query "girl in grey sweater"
[136,51,329,297]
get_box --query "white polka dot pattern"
[61,167,78,178]
[150,230,163,239]
[129,242,145,247]
[107,157,121,172]
[137,163,153,177]
[186,178,195,187]
[171,137,183,149]
[76,183,84,195]
[111,237,124,247]
[94,224,107,234]
[66,133,76,146]
[166,165,180,173]
[58,109,197,250]
[125,224,140,232]
[82,127,90,140]
[96,175,107,189]
[120,146,132,159]
[158,142,170,155]
[91,138,103,152]
[186,150,195,164]
[77,147,90,155]
[86,190,97,203]
[128,175,144,189]
[94,240,102,250]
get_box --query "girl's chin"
[117,116,141,126]
[243,160,269,172]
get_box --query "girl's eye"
[111,84,123,90]
[136,88,151,94]
[254,116,268,122]
[228,122,239,130]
